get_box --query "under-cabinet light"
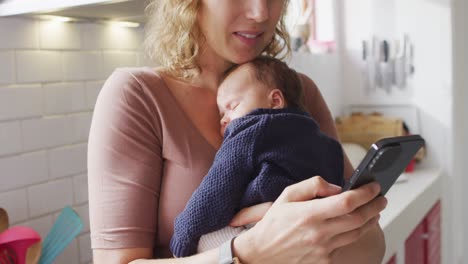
[40,15,73,23]
[112,21,140,28]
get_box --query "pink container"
[0,226,41,264]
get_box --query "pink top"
[88,67,351,258]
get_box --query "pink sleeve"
[88,69,163,249]
[299,73,355,180]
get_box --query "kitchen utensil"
[0,226,41,264]
[408,43,415,75]
[0,242,42,264]
[1,247,16,264]
[362,40,368,61]
[379,40,393,93]
[373,36,382,88]
[0,208,8,233]
[361,40,373,94]
[38,206,82,264]
[403,34,416,75]
[26,241,42,264]
[394,38,407,88]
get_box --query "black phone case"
[342,135,425,195]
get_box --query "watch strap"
[219,237,241,264]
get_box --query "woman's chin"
[230,52,262,64]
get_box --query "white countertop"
[380,168,443,262]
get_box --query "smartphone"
[342,135,425,196]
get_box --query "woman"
[88,0,387,263]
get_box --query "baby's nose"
[220,117,230,135]
[220,116,229,125]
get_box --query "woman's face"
[198,0,286,65]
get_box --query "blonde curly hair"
[144,0,291,80]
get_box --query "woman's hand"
[232,177,387,264]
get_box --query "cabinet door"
[405,218,426,263]
[426,201,441,264]
[386,254,397,264]
[405,200,441,264]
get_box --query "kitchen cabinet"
[0,0,146,22]
[386,255,397,264]
[405,219,426,263]
[405,201,441,264]
[384,200,441,264]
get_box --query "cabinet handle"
[421,233,430,240]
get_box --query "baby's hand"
[229,202,273,227]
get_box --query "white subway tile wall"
[73,174,89,205]
[85,81,104,109]
[0,16,156,264]
[44,82,87,115]
[0,121,22,156]
[0,51,15,84]
[0,85,43,121]
[22,214,54,239]
[0,18,39,49]
[39,20,82,50]
[16,50,63,83]
[63,52,103,81]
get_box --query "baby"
[170,56,345,257]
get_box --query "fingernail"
[373,182,381,193]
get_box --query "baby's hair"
[223,56,305,111]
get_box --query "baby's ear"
[269,89,285,109]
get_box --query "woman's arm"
[96,169,384,264]
[94,247,220,264]
[232,177,386,264]
[127,177,385,264]
[89,69,165,263]
[331,224,385,263]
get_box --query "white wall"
[288,52,343,117]
[340,0,452,166]
[288,0,344,118]
[452,0,467,262]
[0,17,152,264]
[338,0,455,263]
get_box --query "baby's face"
[217,65,272,135]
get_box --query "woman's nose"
[245,0,269,22]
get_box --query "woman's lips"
[234,32,264,47]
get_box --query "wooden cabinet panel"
[405,219,426,263]
[426,201,441,264]
[404,200,441,264]
[386,254,397,264]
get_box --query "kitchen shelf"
[0,0,147,22]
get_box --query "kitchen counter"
[380,168,443,263]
